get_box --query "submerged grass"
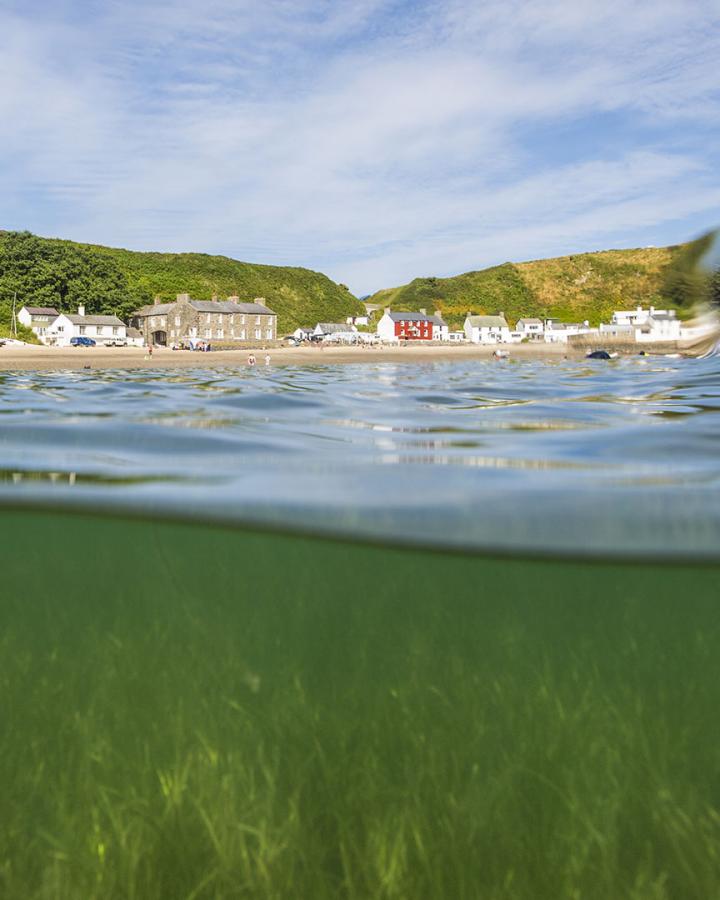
[1,510,720,898]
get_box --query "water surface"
[1,356,719,558]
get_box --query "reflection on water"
[1,356,719,559]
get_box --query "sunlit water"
[1,356,720,558]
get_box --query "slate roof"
[315,323,354,333]
[131,304,175,316]
[387,311,434,323]
[63,314,125,326]
[23,306,59,317]
[465,315,508,328]
[517,318,543,326]
[131,300,275,317]
[189,300,275,315]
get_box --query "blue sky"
[1,0,719,294]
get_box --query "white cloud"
[0,0,718,293]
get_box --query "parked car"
[105,339,127,347]
[70,336,96,347]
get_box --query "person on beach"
[264,354,271,365]
[147,342,153,358]
[248,353,256,366]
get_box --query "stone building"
[130,294,277,346]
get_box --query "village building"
[313,322,357,338]
[610,305,675,328]
[130,294,277,346]
[17,306,60,341]
[45,306,127,347]
[376,309,446,342]
[600,307,681,343]
[292,326,315,341]
[543,319,593,343]
[463,314,511,344]
[516,318,545,340]
[126,327,145,347]
[311,322,360,343]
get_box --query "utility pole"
[11,291,17,338]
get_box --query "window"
[240,329,246,340]
[216,330,224,339]
[113,326,119,335]
[79,326,86,335]
[266,329,273,340]
[255,329,261,339]
[174,316,181,327]
[205,328,212,338]
[241,315,246,324]
[255,315,261,325]
[206,314,212,323]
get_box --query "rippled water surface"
[1,356,720,558]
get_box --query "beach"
[0,340,632,371]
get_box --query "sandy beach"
[0,340,623,372]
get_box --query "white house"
[515,318,544,340]
[46,305,127,347]
[292,326,315,341]
[17,306,60,342]
[637,311,681,342]
[611,305,672,327]
[313,322,358,340]
[376,309,437,342]
[430,313,449,341]
[126,327,145,347]
[346,314,369,326]
[463,314,511,344]
[543,320,593,343]
[600,306,682,343]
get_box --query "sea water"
[1,358,720,899]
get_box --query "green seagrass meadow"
[2,509,719,899]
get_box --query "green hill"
[0,231,362,334]
[367,246,689,329]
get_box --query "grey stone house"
[130,294,277,346]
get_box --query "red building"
[378,309,441,341]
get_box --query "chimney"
[211,293,219,302]
[176,293,190,303]
[499,311,505,319]
[419,308,427,315]
[78,305,86,317]
[228,295,240,304]
[153,295,162,305]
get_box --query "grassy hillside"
[367,246,686,328]
[0,231,363,333]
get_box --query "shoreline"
[0,341,679,372]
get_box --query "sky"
[1,0,719,295]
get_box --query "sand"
[0,341,602,372]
